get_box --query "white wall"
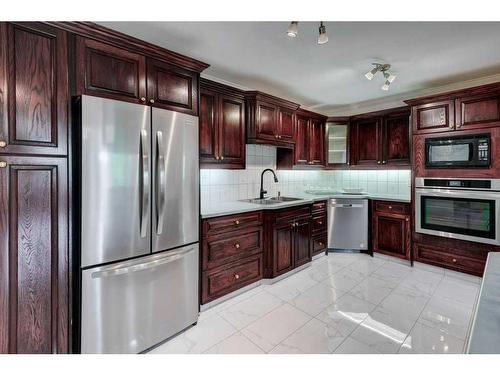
[201,144,411,204]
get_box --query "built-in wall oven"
[425,134,490,168]
[415,178,500,245]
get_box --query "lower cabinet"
[0,156,69,353]
[372,200,411,261]
[311,200,328,256]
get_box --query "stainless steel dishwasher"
[328,198,368,251]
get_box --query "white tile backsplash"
[201,145,411,204]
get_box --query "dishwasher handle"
[331,203,364,208]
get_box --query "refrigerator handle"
[155,131,166,235]
[139,129,150,238]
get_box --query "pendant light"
[317,22,328,44]
[286,21,299,37]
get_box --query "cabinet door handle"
[377,161,381,164]
[0,161,7,168]
[149,99,155,104]
[318,221,323,225]
[452,258,457,263]
[234,243,240,249]
[405,217,409,222]
[449,122,454,129]
[234,220,240,225]
[234,274,240,279]
[0,140,6,148]
[382,160,387,164]
[388,206,392,209]
[220,156,224,160]
[140,97,146,103]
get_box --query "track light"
[364,63,397,91]
[287,21,299,37]
[317,22,328,45]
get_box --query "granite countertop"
[201,191,411,218]
[467,252,500,353]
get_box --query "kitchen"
[2,2,500,371]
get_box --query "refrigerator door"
[152,108,199,253]
[81,95,151,267]
[81,244,199,354]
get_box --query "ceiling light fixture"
[317,22,328,45]
[364,63,397,91]
[286,21,299,37]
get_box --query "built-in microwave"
[425,134,490,168]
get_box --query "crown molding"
[325,72,500,116]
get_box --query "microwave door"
[80,96,152,267]
[427,141,472,167]
[152,108,199,253]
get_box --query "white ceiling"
[99,22,500,115]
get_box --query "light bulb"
[318,22,328,45]
[381,81,390,91]
[365,67,378,80]
[287,22,298,37]
[387,73,396,83]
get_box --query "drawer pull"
[235,220,240,225]
[318,242,323,246]
[234,243,240,249]
[149,99,155,104]
[452,258,457,263]
[234,274,240,279]
[0,161,6,168]
[318,221,323,225]
[140,97,146,102]
[388,206,392,209]
[0,140,6,148]
[405,217,409,222]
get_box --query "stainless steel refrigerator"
[78,95,199,354]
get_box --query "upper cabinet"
[293,110,326,167]
[0,22,69,156]
[200,79,245,169]
[245,91,300,147]
[406,82,500,135]
[349,107,410,168]
[326,119,349,168]
[75,34,204,115]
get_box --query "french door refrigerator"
[78,95,199,354]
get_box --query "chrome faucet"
[260,169,279,199]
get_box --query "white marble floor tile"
[326,253,363,267]
[316,293,377,324]
[290,282,345,316]
[150,313,236,354]
[333,337,380,354]
[204,332,265,354]
[379,285,431,319]
[270,318,347,354]
[219,291,284,329]
[346,258,385,276]
[350,316,407,354]
[368,305,420,336]
[418,296,473,340]
[306,260,344,282]
[399,268,443,295]
[349,276,398,305]
[399,322,465,354]
[265,271,318,302]
[210,285,264,313]
[433,277,480,308]
[241,304,311,352]
[371,261,412,284]
[321,267,365,292]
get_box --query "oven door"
[416,188,500,245]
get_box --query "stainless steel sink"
[240,196,303,205]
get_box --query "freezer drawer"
[81,244,199,354]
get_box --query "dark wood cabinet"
[311,200,328,256]
[273,220,295,275]
[245,91,300,147]
[410,100,454,134]
[293,110,326,168]
[294,218,312,267]
[349,107,410,168]
[372,200,411,261]
[0,156,69,353]
[76,36,147,104]
[146,57,198,115]
[455,92,500,131]
[200,79,245,169]
[0,23,69,156]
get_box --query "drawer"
[312,200,327,213]
[374,200,410,215]
[312,235,327,255]
[203,211,262,237]
[201,254,263,304]
[202,227,263,270]
[415,243,486,276]
[312,213,327,234]
[274,205,311,223]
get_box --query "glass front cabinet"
[326,121,349,167]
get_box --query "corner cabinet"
[0,22,69,156]
[76,36,200,115]
[200,79,245,169]
[245,91,300,147]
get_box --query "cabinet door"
[0,156,68,353]
[294,219,312,267]
[146,58,198,116]
[373,212,410,260]
[0,23,68,156]
[199,88,219,166]
[326,123,349,167]
[277,108,295,144]
[383,113,410,165]
[256,103,278,142]
[309,119,325,166]
[352,118,381,166]
[294,115,310,165]
[218,94,245,168]
[273,221,295,276]
[76,36,146,104]
[411,100,454,134]
[455,93,500,131]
